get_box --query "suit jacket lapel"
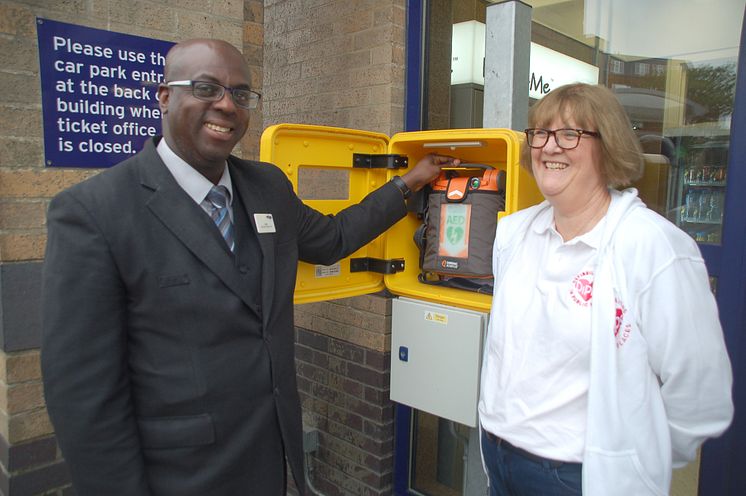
[229,159,276,329]
[137,139,262,318]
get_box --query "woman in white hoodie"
[478,83,733,496]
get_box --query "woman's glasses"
[524,128,600,150]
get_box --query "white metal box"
[390,297,488,427]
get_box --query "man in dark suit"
[41,39,455,495]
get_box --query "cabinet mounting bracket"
[353,153,408,169]
[350,257,405,274]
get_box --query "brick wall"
[263,1,407,493]
[295,295,395,495]
[241,0,264,160]
[263,0,406,136]
[0,1,244,494]
[0,351,66,496]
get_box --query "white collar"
[156,138,233,205]
[531,200,607,249]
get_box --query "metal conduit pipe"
[303,429,327,496]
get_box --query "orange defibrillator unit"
[415,164,506,294]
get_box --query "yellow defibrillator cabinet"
[260,124,543,426]
[260,123,543,311]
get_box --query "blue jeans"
[481,430,582,496]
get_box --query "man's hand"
[401,154,461,192]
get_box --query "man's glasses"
[524,128,600,150]
[166,80,261,110]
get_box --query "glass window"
[530,0,741,245]
[634,62,650,76]
[410,410,468,496]
[423,0,744,245]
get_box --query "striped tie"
[205,185,235,252]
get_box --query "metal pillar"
[483,0,532,130]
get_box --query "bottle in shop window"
[698,189,709,222]
[709,190,723,222]
[685,190,698,221]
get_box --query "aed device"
[260,124,543,425]
[417,164,506,294]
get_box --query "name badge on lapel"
[254,213,276,233]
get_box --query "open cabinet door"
[381,128,543,312]
[260,124,402,304]
[261,124,544,310]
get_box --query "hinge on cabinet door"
[350,257,405,274]
[352,153,408,169]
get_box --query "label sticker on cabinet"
[424,311,448,325]
[315,263,341,278]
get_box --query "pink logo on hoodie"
[570,270,594,307]
[614,296,632,348]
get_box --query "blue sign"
[37,18,174,168]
